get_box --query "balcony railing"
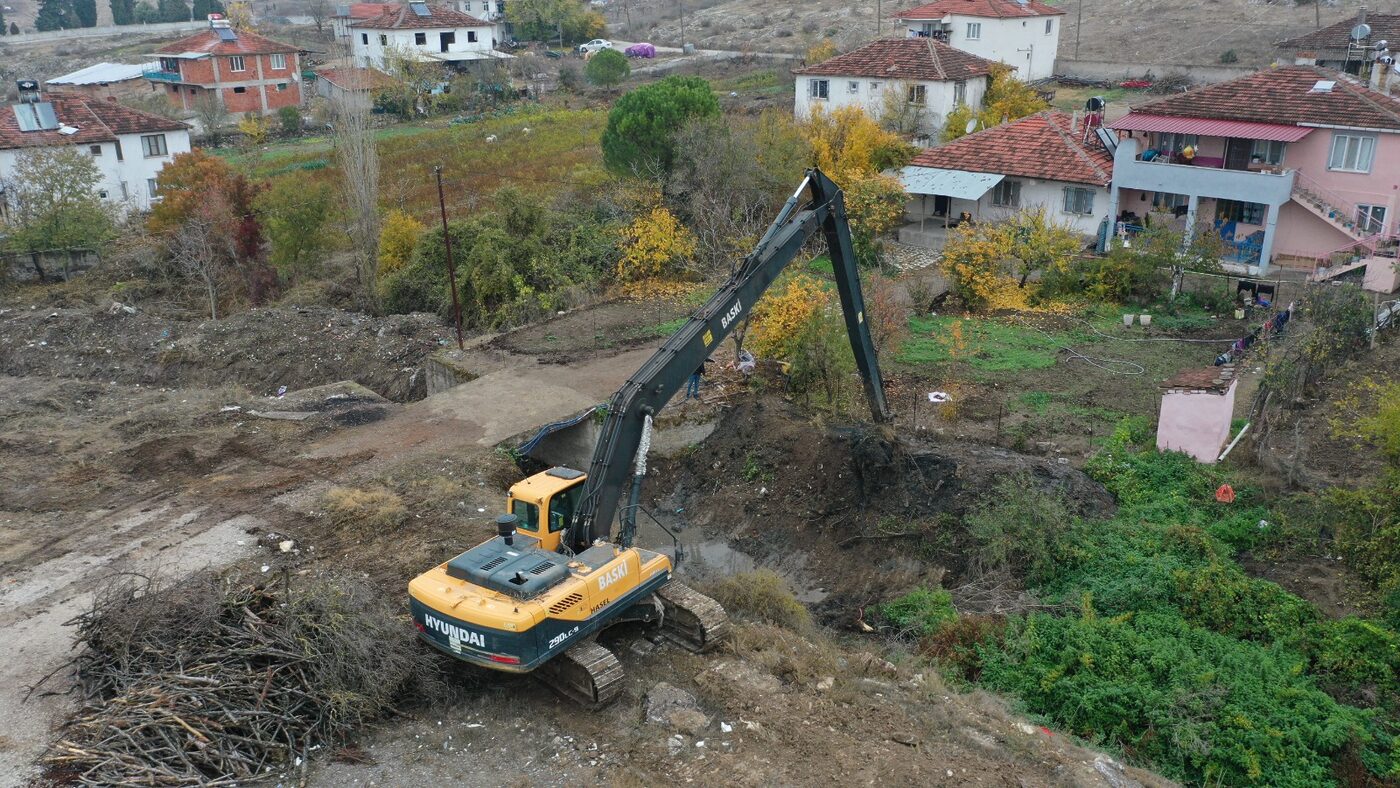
[143,69,183,83]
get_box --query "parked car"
[624,42,656,58]
[577,38,613,55]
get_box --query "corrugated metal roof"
[1109,113,1314,142]
[47,62,158,85]
[898,165,1004,198]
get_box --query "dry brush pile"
[43,571,444,786]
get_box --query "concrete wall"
[905,15,1060,81]
[1053,58,1255,84]
[795,74,985,139]
[1156,379,1237,463]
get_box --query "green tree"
[0,5,8,32]
[584,47,630,90]
[72,0,97,26]
[109,0,135,24]
[601,76,720,175]
[276,105,301,137]
[133,0,159,21]
[507,0,602,43]
[157,0,189,22]
[191,0,223,17]
[0,148,117,280]
[943,64,1049,142]
[34,0,76,30]
[256,179,332,278]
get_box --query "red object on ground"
[1120,79,1153,89]
[1215,484,1236,503]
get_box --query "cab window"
[547,485,582,533]
[511,499,540,532]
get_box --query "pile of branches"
[43,571,442,786]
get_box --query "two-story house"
[1,91,191,213]
[897,110,1113,246]
[332,3,396,40]
[895,0,1063,82]
[350,3,506,71]
[793,38,996,144]
[147,20,302,117]
[1106,66,1400,291]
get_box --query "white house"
[895,0,1064,82]
[0,92,191,214]
[332,3,395,40]
[793,38,997,143]
[350,2,508,70]
[897,110,1114,247]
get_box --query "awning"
[897,166,1003,199]
[1109,113,1313,143]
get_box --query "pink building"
[1156,367,1239,464]
[1106,66,1400,292]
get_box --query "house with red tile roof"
[1277,10,1400,80]
[314,66,397,110]
[349,3,506,71]
[1,91,191,213]
[147,19,302,117]
[896,110,1113,245]
[793,38,998,143]
[332,3,398,41]
[1106,65,1400,290]
[895,0,1064,81]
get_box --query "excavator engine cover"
[445,540,570,598]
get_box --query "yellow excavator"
[408,168,893,707]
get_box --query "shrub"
[705,570,812,631]
[584,47,630,89]
[277,105,301,137]
[805,37,837,64]
[322,486,408,533]
[939,221,1013,310]
[787,303,857,408]
[601,76,720,174]
[616,206,696,281]
[880,586,957,637]
[1220,49,1239,63]
[378,209,427,276]
[746,272,827,361]
[963,474,1072,584]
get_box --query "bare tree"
[878,85,928,137]
[306,0,330,33]
[167,212,225,319]
[192,92,229,144]
[331,68,382,310]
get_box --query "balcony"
[1110,138,1295,206]
[143,69,183,84]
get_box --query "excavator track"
[534,640,624,710]
[656,581,729,653]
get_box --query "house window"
[270,53,287,69]
[114,140,123,161]
[233,86,247,93]
[120,181,129,199]
[953,80,966,105]
[966,22,981,40]
[1329,133,1375,173]
[159,57,180,73]
[1045,19,1053,34]
[277,83,288,90]
[991,179,1021,208]
[361,32,369,44]
[140,134,168,158]
[907,84,927,105]
[147,178,159,197]
[1357,204,1388,235]
[1217,199,1265,225]
[1063,187,1095,215]
[809,79,829,99]
[1251,139,1285,165]
[415,32,426,44]
[99,189,108,199]
[848,80,859,94]
[90,144,102,156]
[467,30,477,42]
[1156,132,1198,153]
[379,34,388,45]
[870,81,881,92]
[1152,192,1189,210]
[228,55,246,72]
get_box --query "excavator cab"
[506,467,587,554]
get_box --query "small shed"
[1156,366,1238,463]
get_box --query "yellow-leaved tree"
[237,113,270,146]
[940,221,1014,310]
[378,209,426,276]
[746,273,829,360]
[806,38,838,65]
[617,207,697,281]
[942,64,1049,142]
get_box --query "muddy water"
[635,517,829,603]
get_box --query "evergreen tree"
[0,7,7,34]
[156,0,189,21]
[110,0,136,25]
[34,0,75,30]
[191,0,223,19]
[11,21,21,34]
[72,0,98,26]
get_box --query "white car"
[577,39,613,55]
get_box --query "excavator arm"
[564,168,892,553]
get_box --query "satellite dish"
[965,118,978,134]
[1351,22,1372,41]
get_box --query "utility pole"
[876,0,881,37]
[1075,0,1083,58]
[434,166,464,350]
[678,0,685,50]
[1315,0,1320,30]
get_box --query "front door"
[440,31,456,52]
[1224,138,1252,170]
[934,195,950,217]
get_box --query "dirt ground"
[0,282,1187,786]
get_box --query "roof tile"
[350,3,490,29]
[0,94,188,151]
[909,110,1113,185]
[1278,13,1400,52]
[794,37,997,82]
[154,28,300,56]
[1129,65,1400,132]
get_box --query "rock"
[815,676,835,692]
[645,682,699,726]
[1092,756,1143,788]
[667,709,710,736]
[666,735,685,757]
[854,652,898,676]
